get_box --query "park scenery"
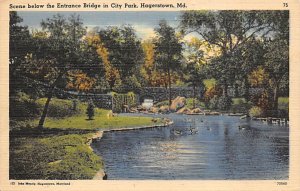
[9,11,289,180]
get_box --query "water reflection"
[91,114,289,180]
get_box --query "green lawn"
[28,108,160,130]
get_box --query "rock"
[191,108,202,114]
[176,107,191,114]
[170,96,186,111]
[137,105,147,111]
[149,106,159,113]
[130,107,138,113]
[159,105,169,113]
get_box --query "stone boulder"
[170,96,186,111]
[149,106,159,113]
[159,105,169,113]
[191,108,202,114]
[176,107,191,114]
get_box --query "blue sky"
[18,11,183,40]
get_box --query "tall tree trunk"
[38,72,64,129]
[193,84,196,109]
[244,78,250,101]
[168,68,172,107]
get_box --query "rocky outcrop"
[149,106,159,113]
[191,108,202,114]
[176,107,191,114]
[170,96,186,111]
[159,105,170,113]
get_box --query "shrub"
[249,106,263,118]
[217,95,232,111]
[230,98,252,113]
[86,101,95,120]
[204,86,222,106]
[186,98,205,109]
[10,92,40,120]
[209,95,219,110]
[112,92,137,113]
[209,95,232,111]
[36,98,82,118]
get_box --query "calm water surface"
[91,114,289,180]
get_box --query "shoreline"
[88,120,174,180]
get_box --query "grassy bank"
[10,133,102,180]
[10,97,163,180]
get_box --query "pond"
[91,114,289,180]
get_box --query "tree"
[98,26,144,89]
[85,31,120,90]
[9,12,33,96]
[263,11,289,111]
[154,20,183,106]
[86,100,95,120]
[180,10,275,96]
[184,37,207,108]
[236,37,265,100]
[35,14,88,128]
[264,38,288,111]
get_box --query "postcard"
[0,0,300,190]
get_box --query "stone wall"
[76,94,112,109]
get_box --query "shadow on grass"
[10,127,97,139]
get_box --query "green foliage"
[278,97,289,111]
[113,75,141,93]
[10,92,40,120]
[209,96,219,110]
[10,134,102,180]
[185,98,205,109]
[154,20,183,105]
[204,86,223,105]
[203,79,217,89]
[249,106,263,118]
[98,26,144,79]
[36,98,84,118]
[86,101,95,120]
[209,95,232,111]
[112,92,137,113]
[217,95,232,111]
[230,98,252,113]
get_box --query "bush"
[113,75,141,93]
[209,95,219,110]
[230,98,252,113]
[249,106,263,118]
[217,95,232,111]
[112,92,138,113]
[10,92,40,120]
[209,95,232,111]
[86,101,95,120]
[36,98,83,118]
[186,98,205,109]
[204,86,222,106]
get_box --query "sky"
[17,11,184,40]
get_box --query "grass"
[10,133,102,180]
[10,97,162,180]
[22,108,159,130]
